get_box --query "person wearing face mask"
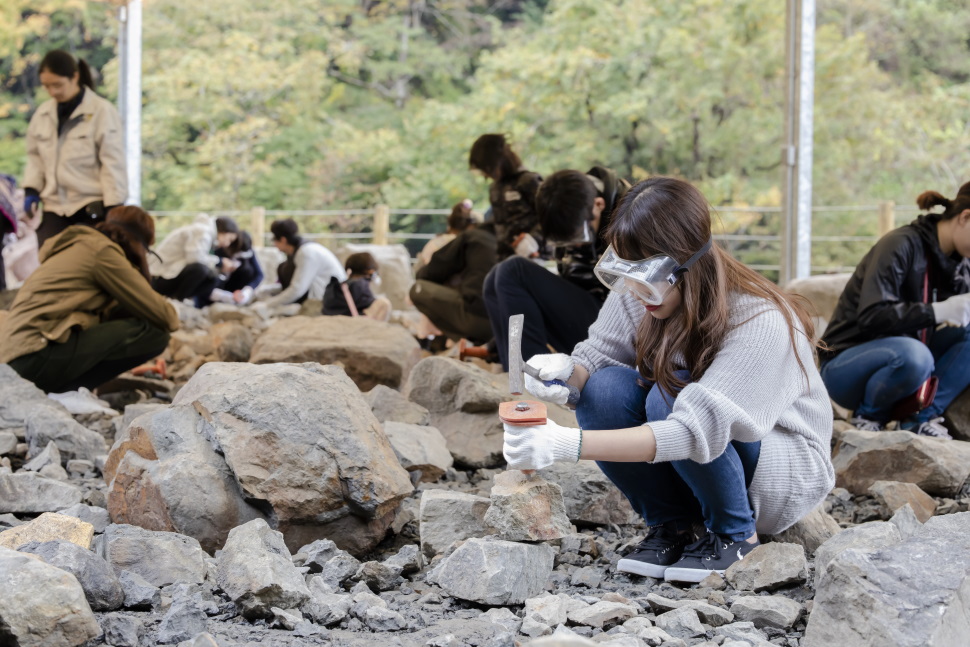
[23,50,127,248]
[820,181,970,439]
[323,252,391,321]
[502,177,834,583]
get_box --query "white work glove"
[932,293,970,327]
[513,233,540,258]
[524,353,576,405]
[503,419,582,471]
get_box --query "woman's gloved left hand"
[503,419,582,471]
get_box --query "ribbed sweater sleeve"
[571,291,641,373]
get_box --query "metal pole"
[118,1,142,206]
[781,0,816,284]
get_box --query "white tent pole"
[117,0,142,206]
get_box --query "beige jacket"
[24,89,128,216]
[0,226,179,365]
[148,214,219,280]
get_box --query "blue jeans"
[576,366,761,542]
[821,325,970,424]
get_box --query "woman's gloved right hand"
[932,293,970,327]
[524,353,576,405]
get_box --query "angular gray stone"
[23,440,62,472]
[118,569,161,610]
[725,543,807,592]
[301,590,352,626]
[484,607,522,634]
[354,560,402,592]
[655,606,705,638]
[384,421,453,482]
[20,539,124,611]
[0,471,82,513]
[889,503,925,540]
[566,600,638,629]
[524,593,571,627]
[869,479,937,522]
[539,461,639,526]
[363,605,407,631]
[432,537,555,605]
[299,538,341,572]
[715,622,773,647]
[419,488,494,557]
[25,407,107,463]
[102,524,207,587]
[643,594,734,627]
[0,430,17,456]
[0,546,101,647]
[383,543,423,575]
[319,552,361,589]
[767,503,842,556]
[100,613,144,647]
[805,512,970,647]
[570,566,603,588]
[813,521,901,589]
[215,518,311,620]
[365,385,430,425]
[270,606,304,630]
[484,471,572,541]
[157,594,208,644]
[175,632,221,647]
[57,503,111,533]
[729,595,802,629]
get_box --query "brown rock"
[0,512,94,550]
[483,471,572,541]
[768,504,842,556]
[209,321,254,362]
[868,480,937,523]
[784,273,850,334]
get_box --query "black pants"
[483,256,602,371]
[152,263,217,305]
[36,209,104,248]
[409,279,493,344]
[276,258,307,304]
[8,319,170,393]
[220,262,260,293]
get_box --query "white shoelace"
[917,417,952,439]
[850,416,882,432]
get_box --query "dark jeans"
[152,263,217,305]
[220,263,260,293]
[483,256,602,370]
[409,279,493,343]
[576,366,761,541]
[36,209,104,248]
[821,326,970,423]
[8,319,170,393]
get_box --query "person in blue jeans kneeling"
[502,177,835,583]
[820,182,970,439]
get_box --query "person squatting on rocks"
[820,181,970,439]
[502,177,835,583]
[484,167,630,370]
[409,221,498,346]
[209,231,264,306]
[24,50,127,248]
[149,214,239,307]
[0,206,179,393]
[323,251,391,321]
[258,218,347,310]
[468,133,542,259]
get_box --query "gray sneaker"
[914,417,952,440]
[849,416,882,432]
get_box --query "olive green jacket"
[0,226,179,364]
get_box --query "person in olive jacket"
[0,206,179,393]
[820,182,970,439]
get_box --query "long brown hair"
[604,177,818,396]
[95,206,155,280]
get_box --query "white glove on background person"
[932,293,970,327]
[513,233,540,258]
[524,353,575,405]
[503,419,582,471]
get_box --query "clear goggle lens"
[593,246,680,306]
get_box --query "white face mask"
[367,273,382,288]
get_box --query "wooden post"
[250,206,266,248]
[877,201,895,238]
[373,204,390,246]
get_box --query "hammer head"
[507,314,526,395]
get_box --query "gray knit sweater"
[572,291,835,535]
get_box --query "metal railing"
[152,201,923,277]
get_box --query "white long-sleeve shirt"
[149,214,218,280]
[264,241,347,307]
[572,291,835,535]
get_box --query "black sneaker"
[663,529,759,583]
[616,524,694,579]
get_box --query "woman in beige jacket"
[23,50,127,247]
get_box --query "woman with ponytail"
[0,207,179,393]
[502,177,834,583]
[820,182,970,438]
[23,49,127,247]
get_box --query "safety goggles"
[593,237,713,305]
[546,219,595,247]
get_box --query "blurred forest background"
[2,0,969,270]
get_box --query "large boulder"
[404,357,507,468]
[539,461,639,526]
[832,429,970,496]
[0,546,101,647]
[249,316,421,391]
[337,243,413,310]
[805,512,970,647]
[106,363,412,555]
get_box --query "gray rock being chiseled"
[483,470,572,541]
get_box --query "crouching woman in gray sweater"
[504,177,835,583]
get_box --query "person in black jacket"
[482,167,630,370]
[468,134,542,259]
[409,224,498,344]
[820,182,970,438]
[322,252,390,321]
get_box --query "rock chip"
[354,560,402,592]
[484,471,572,541]
[20,539,124,611]
[25,407,107,463]
[384,421,453,482]
[567,600,638,629]
[525,593,571,627]
[729,595,802,629]
[365,385,430,425]
[419,488,494,557]
[725,543,807,592]
[215,518,311,619]
[383,543,423,575]
[432,537,555,605]
[0,471,83,513]
[0,546,101,647]
[319,552,362,589]
[100,613,144,647]
[655,606,705,638]
[157,594,208,644]
[643,593,734,627]
[813,521,901,589]
[539,461,639,526]
[767,503,841,555]
[301,589,352,626]
[57,503,111,533]
[102,524,207,587]
[250,315,421,391]
[23,439,62,472]
[889,503,924,540]
[0,430,17,455]
[868,479,937,522]
[715,621,774,647]
[118,569,161,610]
[0,511,93,550]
